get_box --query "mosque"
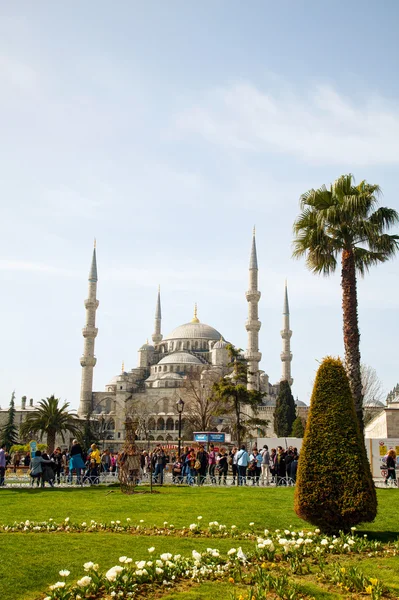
[77,231,305,448]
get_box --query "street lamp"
[176,398,185,458]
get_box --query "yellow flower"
[365,585,373,595]
[340,567,346,573]
[369,578,378,586]
[228,577,235,584]
[261,562,267,568]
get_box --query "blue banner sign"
[29,440,37,456]
[193,432,225,443]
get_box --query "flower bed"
[32,522,398,599]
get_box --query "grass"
[0,486,398,599]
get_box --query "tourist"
[69,439,85,484]
[110,452,117,475]
[12,450,21,473]
[101,449,111,473]
[208,443,217,484]
[195,445,208,485]
[260,445,270,486]
[23,452,31,467]
[185,448,196,485]
[217,450,228,485]
[83,458,100,485]
[385,449,397,485]
[269,448,277,483]
[275,446,287,484]
[29,450,53,487]
[0,444,6,487]
[153,445,166,485]
[41,451,55,487]
[253,448,262,485]
[50,447,63,484]
[229,447,238,485]
[90,444,101,468]
[236,444,249,486]
[172,456,183,484]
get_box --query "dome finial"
[191,302,200,323]
[121,360,124,373]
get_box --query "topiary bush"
[294,356,377,533]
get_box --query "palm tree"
[293,174,399,436]
[20,396,79,453]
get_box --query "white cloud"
[175,80,399,166]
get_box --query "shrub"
[291,417,304,438]
[274,380,296,437]
[294,357,377,533]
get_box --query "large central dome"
[164,322,222,341]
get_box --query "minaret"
[280,281,293,386]
[245,228,262,391]
[152,285,163,345]
[78,242,99,416]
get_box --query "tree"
[77,409,100,455]
[20,396,79,453]
[294,357,377,534]
[291,416,305,438]
[212,345,267,448]
[0,392,18,450]
[183,369,221,432]
[293,174,399,436]
[361,364,386,426]
[274,380,296,436]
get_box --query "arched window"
[166,434,173,441]
[157,417,165,430]
[148,435,155,441]
[156,435,164,441]
[175,420,179,430]
[166,417,174,430]
[148,417,156,430]
[107,418,115,430]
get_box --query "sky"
[1,1,399,411]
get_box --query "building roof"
[164,322,222,341]
[364,398,385,408]
[158,351,203,365]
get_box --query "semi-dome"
[164,322,222,341]
[158,351,203,365]
[160,372,183,380]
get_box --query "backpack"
[194,459,201,471]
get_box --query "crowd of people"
[1,441,397,488]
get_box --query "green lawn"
[0,486,398,600]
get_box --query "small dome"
[213,337,228,349]
[164,322,222,341]
[295,400,307,408]
[139,342,154,351]
[364,398,385,408]
[158,352,203,365]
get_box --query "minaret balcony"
[245,350,262,362]
[280,330,292,339]
[82,326,98,338]
[84,299,99,310]
[245,320,261,332]
[245,291,261,302]
[80,356,97,367]
[280,351,293,361]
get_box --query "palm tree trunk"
[341,249,364,436]
[47,430,56,454]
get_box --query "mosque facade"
[77,232,303,449]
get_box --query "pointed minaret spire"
[249,226,258,269]
[280,280,293,386]
[245,228,262,391]
[78,243,100,416]
[152,286,163,345]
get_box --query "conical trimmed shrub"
[294,357,377,533]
